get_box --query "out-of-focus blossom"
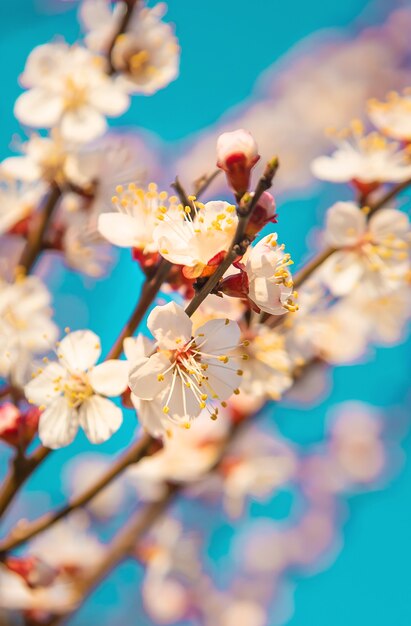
[1,132,72,186]
[129,302,242,426]
[321,202,410,296]
[0,177,44,236]
[239,326,292,401]
[245,191,277,237]
[216,129,260,196]
[368,89,411,141]
[0,402,40,448]
[0,276,58,383]
[311,120,411,189]
[15,42,129,143]
[25,329,129,448]
[154,200,238,279]
[81,1,180,95]
[219,431,297,517]
[243,233,297,314]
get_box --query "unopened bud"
[216,129,260,196]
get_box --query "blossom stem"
[185,157,279,317]
[194,169,221,197]
[18,182,61,274]
[0,445,51,518]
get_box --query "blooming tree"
[0,2,410,625]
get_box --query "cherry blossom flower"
[129,302,242,426]
[217,129,260,195]
[14,42,130,143]
[239,325,293,401]
[1,132,72,186]
[0,177,44,236]
[368,90,411,141]
[243,233,297,314]
[0,276,58,383]
[320,202,410,296]
[154,200,238,279]
[81,1,180,95]
[24,329,129,448]
[311,120,411,188]
[98,182,176,254]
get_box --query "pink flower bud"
[246,191,277,236]
[0,402,40,448]
[6,556,58,589]
[216,129,260,196]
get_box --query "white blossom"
[129,302,242,426]
[0,276,58,382]
[14,42,129,143]
[0,177,44,235]
[24,329,129,448]
[311,120,411,185]
[154,200,238,278]
[244,233,297,314]
[321,202,410,296]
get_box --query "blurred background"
[1,0,411,624]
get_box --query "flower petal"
[98,212,143,247]
[129,352,171,400]
[195,318,240,356]
[369,208,410,241]
[89,359,129,396]
[325,202,366,247]
[60,107,107,143]
[79,395,123,444]
[24,362,66,406]
[38,397,79,449]
[321,250,364,296]
[147,302,192,349]
[58,330,101,373]
[14,89,63,128]
[88,84,129,116]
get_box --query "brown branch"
[18,183,61,274]
[193,169,221,197]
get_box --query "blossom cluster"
[0,2,410,626]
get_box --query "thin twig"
[193,169,221,197]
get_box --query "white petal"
[60,107,107,143]
[369,208,410,240]
[1,156,42,182]
[123,335,153,362]
[14,89,63,128]
[204,362,240,401]
[58,330,101,373]
[98,212,142,247]
[325,202,366,247]
[195,318,240,355]
[88,84,129,116]
[79,395,123,444]
[321,251,364,296]
[24,362,66,406]
[129,353,171,400]
[131,394,169,438]
[89,359,129,396]
[39,397,79,449]
[147,302,192,349]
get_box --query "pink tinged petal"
[38,397,79,449]
[79,395,122,444]
[98,212,142,247]
[325,202,366,248]
[321,251,364,296]
[89,359,129,396]
[87,84,130,116]
[369,208,410,240]
[14,89,64,128]
[129,353,171,400]
[24,362,67,406]
[196,318,240,356]
[147,302,193,349]
[58,330,101,373]
[60,107,107,143]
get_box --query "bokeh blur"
[1,1,411,625]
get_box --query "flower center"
[63,77,88,111]
[63,373,93,408]
[3,306,27,331]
